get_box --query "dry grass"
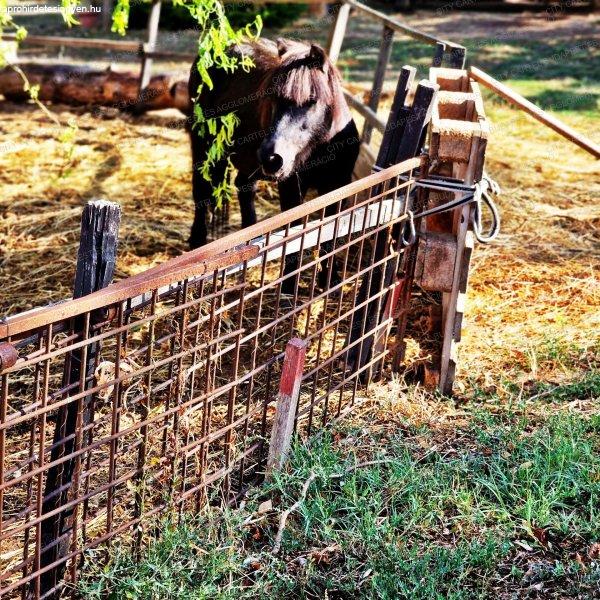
[0,9,598,397]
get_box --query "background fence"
[0,157,421,599]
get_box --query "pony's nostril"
[265,153,283,173]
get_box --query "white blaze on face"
[267,102,328,179]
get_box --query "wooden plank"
[438,134,484,394]
[414,232,458,292]
[1,33,141,52]
[39,200,121,597]
[448,47,466,69]
[327,2,351,64]
[102,0,113,31]
[266,338,307,475]
[345,0,464,51]
[362,25,394,144]
[343,89,387,134]
[376,65,416,168]
[432,42,445,68]
[8,191,415,353]
[394,80,439,162]
[470,66,600,158]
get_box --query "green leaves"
[178,0,260,208]
[111,0,131,36]
[60,0,81,27]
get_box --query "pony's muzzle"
[260,152,283,176]
[258,142,284,176]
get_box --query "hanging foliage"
[0,0,262,208]
[104,0,263,207]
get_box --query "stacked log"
[0,63,190,113]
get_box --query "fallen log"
[0,63,191,114]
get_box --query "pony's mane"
[257,41,344,129]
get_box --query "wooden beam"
[327,1,351,64]
[470,66,600,159]
[343,89,387,134]
[376,65,416,168]
[1,33,141,52]
[102,0,113,32]
[0,158,421,342]
[138,0,162,93]
[362,25,394,144]
[345,0,464,51]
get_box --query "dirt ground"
[0,8,598,392]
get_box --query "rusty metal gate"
[0,157,424,598]
[0,3,502,597]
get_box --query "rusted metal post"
[266,338,307,476]
[38,200,121,598]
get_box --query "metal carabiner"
[401,210,417,246]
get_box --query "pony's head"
[257,39,344,180]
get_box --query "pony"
[187,38,360,288]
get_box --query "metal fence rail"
[0,157,421,599]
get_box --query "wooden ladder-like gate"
[325,0,491,393]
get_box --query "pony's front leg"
[189,159,226,249]
[278,173,305,296]
[189,166,210,249]
[235,172,258,228]
[317,184,348,291]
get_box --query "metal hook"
[401,210,416,246]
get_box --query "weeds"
[79,411,600,599]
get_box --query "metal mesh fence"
[0,157,420,598]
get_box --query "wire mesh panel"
[0,157,420,599]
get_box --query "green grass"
[79,408,600,599]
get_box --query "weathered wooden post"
[362,25,394,145]
[38,200,121,598]
[138,0,162,93]
[102,0,113,31]
[327,2,351,64]
[266,338,307,476]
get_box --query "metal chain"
[398,172,501,246]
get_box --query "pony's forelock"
[258,46,342,128]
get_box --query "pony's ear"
[309,44,327,70]
[276,38,289,57]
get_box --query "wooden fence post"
[266,338,307,476]
[102,0,113,32]
[38,200,121,598]
[138,0,162,93]
[362,25,394,145]
[327,1,351,64]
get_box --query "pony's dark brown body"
[188,38,360,262]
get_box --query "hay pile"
[0,89,598,391]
